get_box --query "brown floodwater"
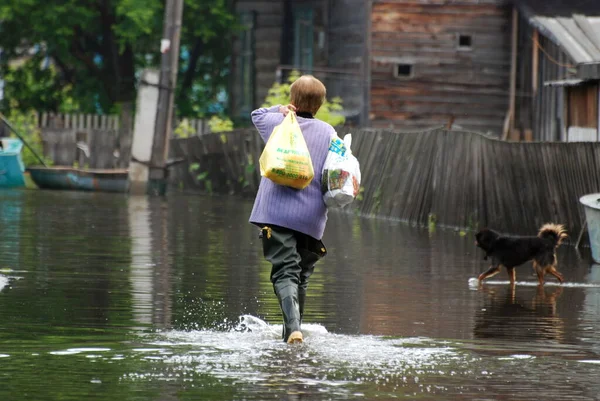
[1,189,599,400]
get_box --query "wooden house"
[228,0,600,139]
[229,0,369,126]
[511,0,600,141]
[368,0,512,134]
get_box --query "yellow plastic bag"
[259,112,314,189]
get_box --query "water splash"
[125,315,466,399]
[234,314,328,338]
[0,274,9,292]
[468,277,600,289]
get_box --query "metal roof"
[530,14,600,64]
[514,0,600,17]
[543,78,590,87]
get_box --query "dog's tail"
[538,223,568,248]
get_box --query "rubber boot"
[276,285,303,343]
[261,226,303,343]
[298,290,306,326]
[297,248,321,328]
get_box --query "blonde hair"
[290,75,326,115]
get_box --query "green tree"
[0,0,161,114]
[0,0,238,118]
[262,71,346,127]
[177,0,240,118]
[0,56,81,113]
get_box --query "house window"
[458,34,472,50]
[394,63,413,79]
[294,7,314,71]
[238,12,255,117]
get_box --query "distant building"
[512,0,600,141]
[228,0,600,141]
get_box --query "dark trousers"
[260,225,327,340]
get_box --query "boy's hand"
[279,104,297,116]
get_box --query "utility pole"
[148,0,184,194]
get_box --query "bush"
[2,109,52,167]
[262,70,345,127]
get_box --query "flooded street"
[1,190,600,400]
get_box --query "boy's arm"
[251,105,284,142]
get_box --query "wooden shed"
[229,0,513,133]
[229,0,600,138]
[511,0,600,142]
[369,0,512,134]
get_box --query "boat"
[27,166,129,193]
[0,138,26,188]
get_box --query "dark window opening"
[458,34,472,49]
[395,64,413,78]
[293,7,314,71]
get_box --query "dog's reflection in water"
[474,285,565,342]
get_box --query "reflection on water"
[129,196,154,326]
[0,190,600,400]
[474,285,566,342]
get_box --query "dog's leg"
[533,261,545,286]
[478,265,501,283]
[547,265,564,283]
[509,282,516,303]
[506,267,516,287]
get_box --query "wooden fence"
[351,127,600,237]
[33,112,209,168]
[36,112,122,168]
[36,111,209,134]
[170,127,600,238]
[169,128,261,196]
[38,112,121,130]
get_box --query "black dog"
[475,223,567,286]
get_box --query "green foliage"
[355,186,365,202]
[428,213,438,234]
[0,0,161,112]
[114,0,161,47]
[176,0,241,118]
[3,108,53,167]
[262,70,346,127]
[173,115,234,139]
[0,0,237,117]
[173,119,197,138]
[208,115,234,133]
[1,58,81,113]
[189,162,213,194]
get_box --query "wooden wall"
[169,126,600,238]
[327,0,369,125]
[369,0,511,134]
[513,14,573,142]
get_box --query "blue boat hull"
[0,138,26,188]
[27,166,129,193]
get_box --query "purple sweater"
[249,105,335,240]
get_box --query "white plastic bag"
[321,133,361,208]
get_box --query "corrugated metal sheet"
[543,78,590,87]
[531,14,600,65]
